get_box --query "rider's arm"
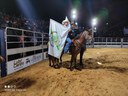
[68,29,71,32]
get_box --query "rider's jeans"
[64,37,72,53]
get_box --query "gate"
[0,27,48,77]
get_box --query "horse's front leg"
[74,54,82,71]
[80,48,85,68]
[74,56,77,68]
[80,50,83,65]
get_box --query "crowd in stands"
[0,11,49,33]
[0,11,126,37]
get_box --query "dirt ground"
[0,48,128,96]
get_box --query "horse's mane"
[80,30,87,36]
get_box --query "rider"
[63,21,79,53]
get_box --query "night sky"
[0,0,128,30]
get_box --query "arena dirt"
[0,48,128,96]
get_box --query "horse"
[48,30,92,70]
[68,30,92,70]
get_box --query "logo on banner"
[26,58,31,64]
[31,54,42,63]
[36,55,42,61]
[13,59,24,69]
[31,56,36,63]
[49,29,61,51]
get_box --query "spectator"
[0,11,49,33]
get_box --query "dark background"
[0,0,128,36]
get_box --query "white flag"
[48,19,70,59]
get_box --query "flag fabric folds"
[48,19,70,59]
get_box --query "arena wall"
[0,27,48,77]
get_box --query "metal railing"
[91,37,128,48]
[0,27,49,76]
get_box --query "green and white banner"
[48,19,70,59]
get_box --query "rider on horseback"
[63,21,79,53]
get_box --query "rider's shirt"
[68,29,79,39]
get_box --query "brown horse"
[68,30,92,70]
[49,30,92,70]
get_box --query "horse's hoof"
[50,65,54,67]
[80,64,85,68]
[57,65,61,69]
[75,67,82,71]
[49,65,52,67]
[59,63,62,67]
[54,65,57,68]
[70,67,74,71]
[54,65,60,69]
[77,68,82,71]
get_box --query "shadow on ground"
[0,77,36,93]
[59,55,128,73]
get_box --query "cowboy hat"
[62,19,69,25]
[62,16,69,25]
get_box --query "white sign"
[7,53,42,74]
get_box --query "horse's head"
[83,29,93,42]
[87,28,93,41]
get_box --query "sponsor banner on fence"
[7,53,42,75]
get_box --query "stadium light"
[72,9,77,14]
[72,14,76,19]
[71,9,77,20]
[91,17,98,48]
[92,17,98,26]
[75,22,78,26]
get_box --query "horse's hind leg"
[52,57,57,68]
[55,58,60,68]
[59,50,64,66]
[74,57,77,68]
[49,59,52,67]
[59,55,62,66]
[49,55,52,67]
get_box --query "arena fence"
[0,27,48,77]
[1,28,128,77]
[87,37,128,48]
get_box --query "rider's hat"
[62,16,69,25]
[62,20,69,25]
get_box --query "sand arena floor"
[0,48,128,96]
